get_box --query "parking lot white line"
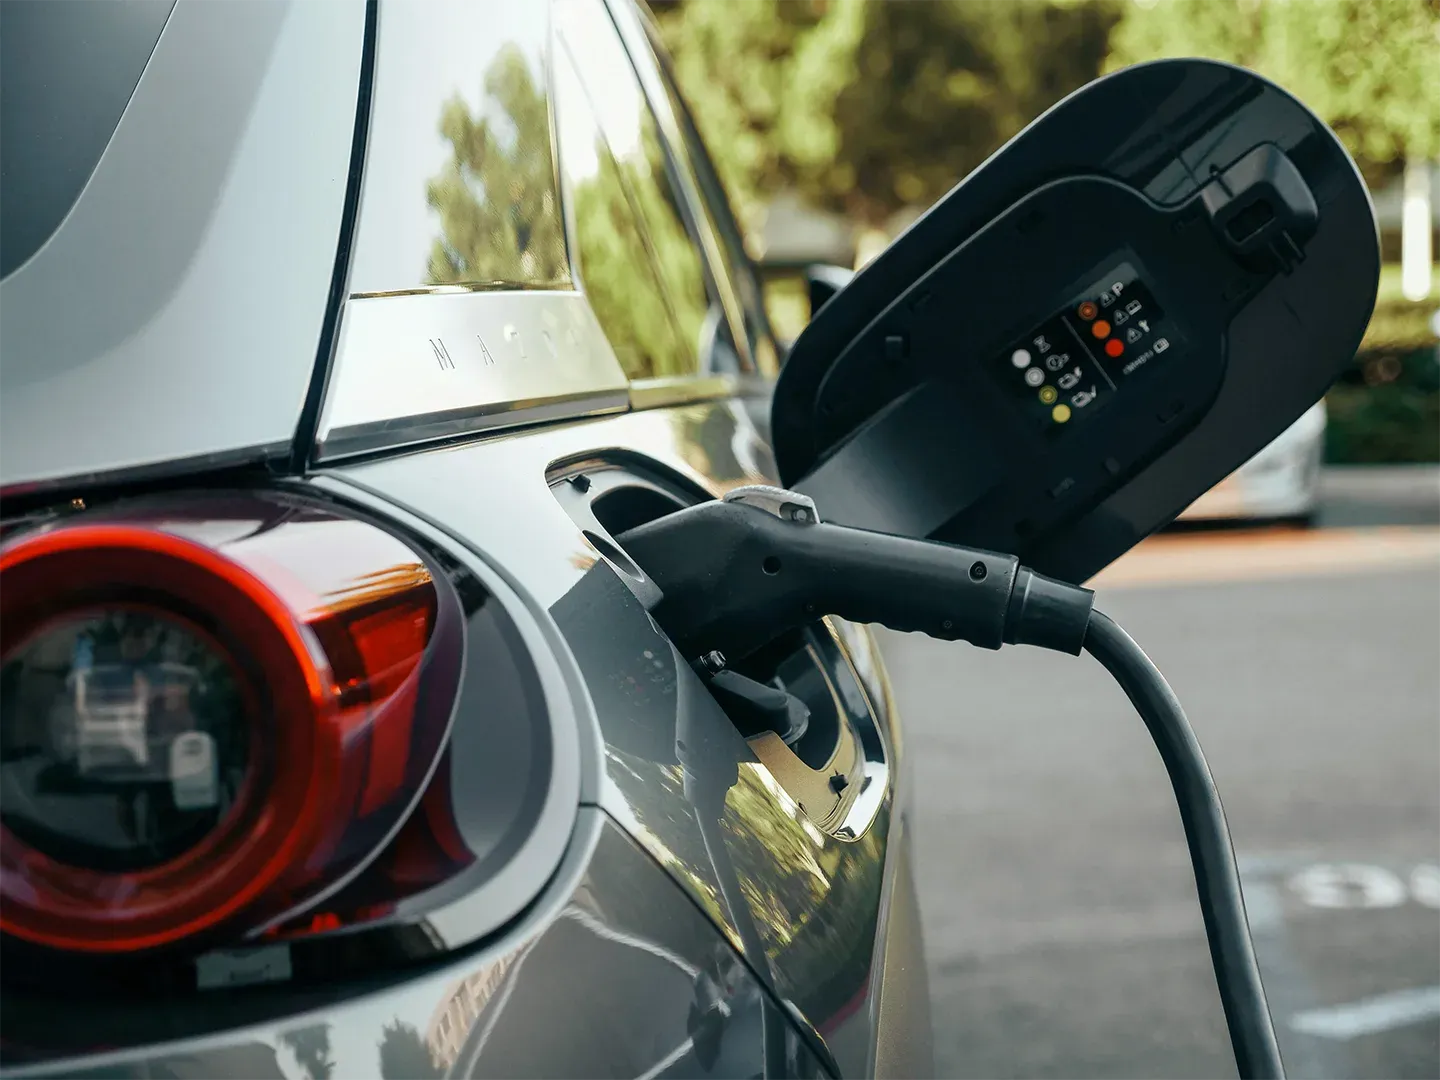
[1240,876,1340,1079]
[1290,986,1440,1040]
[1242,877,1285,933]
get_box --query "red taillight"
[0,494,462,953]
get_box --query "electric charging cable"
[620,485,1285,1080]
[1083,611,1283,1079]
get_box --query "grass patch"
[1330,264,1438,463]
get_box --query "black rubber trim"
[287,0,378,475]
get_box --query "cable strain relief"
[1003,567,1095,655]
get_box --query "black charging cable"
[619,487,1286,1078]
[1083,610,1284,1079]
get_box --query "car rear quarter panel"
[319,399,928,1076]
[11,812,828,1079]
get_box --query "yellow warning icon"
[1038,385,1058,404]
[1052,403,1072,423]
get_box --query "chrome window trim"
[314,286,774,465]
[551,11,586,292]
[628,372,773,411]
[627,374,736,411]
[314,290,628,463]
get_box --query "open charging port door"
[770,58,1378,581]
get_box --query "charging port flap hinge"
[1201,143,1319,275]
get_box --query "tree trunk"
[1400,157,1434,302]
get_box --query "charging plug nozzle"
[619,486,1092,662]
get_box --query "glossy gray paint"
[0,0,175,277]
[1,402,917,1077]
[9,814,826,1080]
[299,472,594,948]
[0,0,931,1070]
[321,401,919,1077]
[868,823,933,1078]
[0,0,365,491]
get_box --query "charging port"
[547,460,890,840]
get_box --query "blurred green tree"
[1109,0,1440,303]
[652,0,1121,236]
[1106,0,1440,188]
[425,45,570,288]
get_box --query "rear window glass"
[347,1,571,295]
[0,0,173,279]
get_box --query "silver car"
[1179,402,1327,525]
[0,1,929,1076]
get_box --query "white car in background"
[1179,401,1327,525]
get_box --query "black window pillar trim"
[287,0,379,476]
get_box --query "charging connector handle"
[619,496,1093,661]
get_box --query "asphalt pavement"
[880,468,1440,1078]
[1318,466,1440,528]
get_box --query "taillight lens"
[0,493,462,953]
[2,607,253,872]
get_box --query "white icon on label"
[1024,367,1045,387]
[1099,290,1116,308]
[1058,367,1084,390]
[1045,352,1069,372]
[1125,299,1142,316]
[1033,335,1052,353]
[1138,319,1150,334]
[1113,308,1130,326]
[1071,387,1098,409]
[1110,282,1125,297]
[1154,337,1170,353]
[1126,327,1143,344]
[1011,348,1032,368]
